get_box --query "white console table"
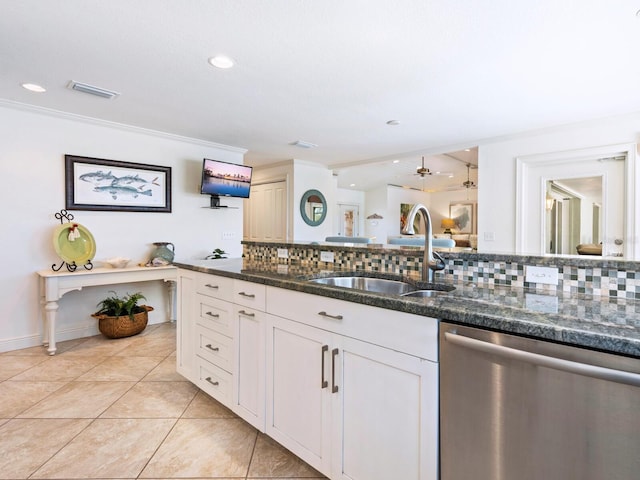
[37,265,178,355]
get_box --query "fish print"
[111,174,160,188]
[79,170,117,186]
[93,185,153,200]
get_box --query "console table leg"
[167,280,176,322]
[44,301,58,355]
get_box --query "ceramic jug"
[150,242,175,263]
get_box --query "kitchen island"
[175,252,640,480]
[175,256,640,358]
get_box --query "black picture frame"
[65,155,172,213]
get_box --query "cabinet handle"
[238,291,255,298]
[205,377,219,386]
[204,284,219,289]
[331,348,339,393]
[238,309,255,317]
[321,345,329,388]
[205,311,220,318]
[318,311,343,320]
[205,344,220,352]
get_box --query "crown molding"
[0,99,248,154]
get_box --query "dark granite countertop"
[175,258,640,358]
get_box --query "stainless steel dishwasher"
[439,322,640,480]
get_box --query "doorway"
[337,204,360,237]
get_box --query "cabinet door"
[176,269,196,381]
[265,314,332,476]
[233,305,265,431]
[333,336,439,480]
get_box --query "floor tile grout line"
[132,416,181,479]
[244,429,260,480]
[24,416,100,480]
[2,378,71,420]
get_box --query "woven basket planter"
[92,305,153,339]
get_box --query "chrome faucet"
[401,203,446,282]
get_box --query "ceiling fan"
[414,156,452,177]
[462,163,477,189]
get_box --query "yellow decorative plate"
[52,223,96,265]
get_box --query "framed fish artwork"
[64,155,172,212]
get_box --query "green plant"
[95,291,146,320]
[206,248,228,259]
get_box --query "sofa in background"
[387,236,456,248]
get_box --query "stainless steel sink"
[308,276,415,295]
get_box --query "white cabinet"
[190,272,235,406]
[232,279,266,431]
[335,335,437,480]
[265,287,439,480]
[176,270,266,430]
[266,315,333,473]
[176,268,196,379]
[177,270,439,480]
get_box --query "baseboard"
[0,323,100,354]
[0,318,169,354]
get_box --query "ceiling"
[2,0,640,179]
[334,148,478,192]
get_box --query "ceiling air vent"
[67,80,120,99]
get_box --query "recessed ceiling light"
[386,120,400,126]
[208,55,235,69]
[21,83,46,93]
[392,160,400,164]
[464,148,471,152]
[350,183,356,187]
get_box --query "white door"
[265,315,332,476]
[337,204,360,237]
[245,181,287,242]
[333,336,439,480]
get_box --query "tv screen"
[200,158,253,199]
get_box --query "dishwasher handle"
[444,330,640,388]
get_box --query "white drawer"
[196,272,234,300]
[197,294,233,337]
[266,286,438,361]
[195,324,232,372]
[195,356,232,407]
[233,279,266,310]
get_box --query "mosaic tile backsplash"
[242,242,640,300]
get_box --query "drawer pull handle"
[238,309,255,317]
[205,344,220,352]
[321,345,329,388]
[205,311,220,318]
[205,377,219,386]
[331,348,339,393]
[318,311,343,320]
[204,284,219,289]
[238,291,256,298]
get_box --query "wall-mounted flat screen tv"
[200,158,252,207]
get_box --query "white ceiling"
[2,0,640,182]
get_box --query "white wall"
[379,186,431,241]
[0,104,246,352]
[478,112,640,254]
[363,185,389,240]
[430,189,478,234]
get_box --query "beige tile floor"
[0,322,326,480]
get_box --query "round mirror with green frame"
[300,189,327,226]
